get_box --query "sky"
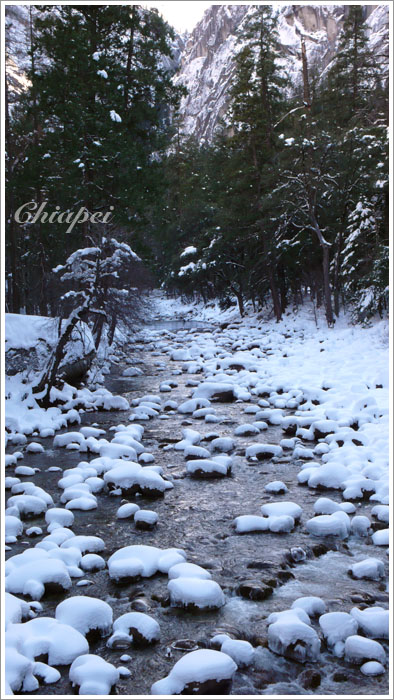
[144,2,213,33]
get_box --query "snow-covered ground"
[4,293,390,695]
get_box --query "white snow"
[6,616,89,665]
[291,597,326,617]
[261,501,302,521]
[109,109,122,123]
[168,562,212,580]
[55,596,113,638]
[107,612,160,648]
[344,635,386,665]
[349,558,385,581]
[116,503,140,519]
[319,612,358,656]
[350,607,389,640]
[267,608,320,663]
[168,577,225,610]
[108,545,186,581]
[220,638,254,667]
[151,649,237,695]
[69,654,119,695]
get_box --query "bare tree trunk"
[268,269,282,322]
[300,40,334,327]
[333,229,344,317]
[309,207,334,325]
[108,312,117,346]
[232,288,245,317]
[5,55,22,313]
[33,304,90,406]
[301,36,311,108]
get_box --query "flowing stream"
[6,320,389,696]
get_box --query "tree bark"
[33,304,89,407]
[268,268,282,322]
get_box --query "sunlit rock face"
[174,4,389,142]
[5,5,388,137]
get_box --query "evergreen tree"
[322,5,379,129]
[6,5,182,313]
[223,5,289,319]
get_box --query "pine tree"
[323,6,379,129]
[6,5,183,313]
[224,5,289,319]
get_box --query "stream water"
[5,322,389,696]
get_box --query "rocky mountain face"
[5,4,389,140]
[5,5,33,97]
[174,4,389,142]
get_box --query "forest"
[5,4,389,335]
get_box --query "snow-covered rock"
[350,607,389,640]
[344,635,386,665]
[246,443,283,460]
[6,616,88,665]
[168,577,225,610]
[55,596,113,638]
[349,558,385,581]
[108,545,186,583]
[306,511,350,539]
[267,608,320,663]
[186,457,231,478]
[168,562,212,580]
[69,654,120,695]
[151,649,237,695]
[220,638,254,668]
[134,509,158,530]
[319,612,358,656]
[6,552,72,600]
[261,501,302,521]
[107,612,160,648]
[291,597,326,617]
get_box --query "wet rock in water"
[276,570,295,585]
[253,647,293,686]
[333,671,349,682]
[171,639,199,652]
[246,561,275,571]
[151,591,170,607]
[298,668,321,689]
[350,592,376,605]
[289,546,307,563]
[236,581,273,601]
[312,542,331,558]
[261,681,308,695]
[130,597,150,613]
